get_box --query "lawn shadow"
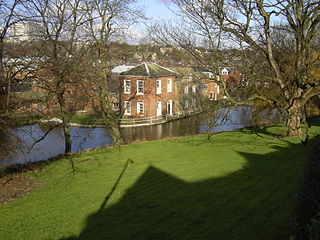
[307,116,320,127]
[239,125,284,139]
[62,138,314,240]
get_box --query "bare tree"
[83,0,144,144]
[150,0,320,142]
[0,0,30,159]
[24,0,92,153]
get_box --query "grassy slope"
[0,125,318,240]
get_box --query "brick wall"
[119,76,176,118]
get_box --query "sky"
[137,0,176,21]
[128,0,177,43]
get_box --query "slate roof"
[170,67,210,79]
[119,62,177,77]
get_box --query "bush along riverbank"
[0,124,319,240]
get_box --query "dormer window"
[137,80,144,95]
[221,68,229,75]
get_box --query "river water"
[3,106,284,166]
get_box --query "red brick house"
[119,63,177,118]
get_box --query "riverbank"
[1,124,318,240]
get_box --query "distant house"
[171,67,209,110]
[220,67,242,89]
[119,63,177,118]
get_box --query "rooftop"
[120,62,177,77]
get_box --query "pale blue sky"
[128,0,177,43]
[137,0,176,21]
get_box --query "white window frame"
[156,101,162,116]
[222,68,229,75]
[137,101,144,114]
[192,84,196,93]
[136,80,144,95]
[192,98,197,106]
[124,101,131,115]
[184,85,189,94]
[167,99,173,116]
[156,80,162,94]
[167,78,172,92]
[184,99,189,109]
[124,80,131,94]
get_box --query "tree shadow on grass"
[239,125,284,139]
[307,116,320,127]
[63,138,314,240]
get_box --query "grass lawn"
[0,124,319,240]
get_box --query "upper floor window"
[156,80,162,94]
[192,84,197,93]
[167,79,172,92]
[184,85,189,94]
[137,101,144,114]
[137,80,144,95]
[124,80,131,94]
[124,101,131,115]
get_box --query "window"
[156,101,162,116]
[210,92,216,100]
[137,102,144,114]
[124,80,131,94]
[124,101,131,115]
[167,79,172,92]
[192,84,196,93]
[184,85,189,94]
[113,102,119,110]
[221,68,229,75]
[156,80,162,94]
[184,99,189,109]
[192,98,197,106]
[137,80,144,95]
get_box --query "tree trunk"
[102,113,124,145]
[285,99,302,137]
[63,124,72,154]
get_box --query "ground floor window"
[192,98,197,106]
[113,102,119,110]
[184,99,189,109]
[137,101,144,114]
[210,92,216,100]
[156,101,162,116]
[124,101,131,115]
[167,99,173,116]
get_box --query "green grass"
[0,124,319,240]
[69,114,104,125]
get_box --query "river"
[3,106,284,166]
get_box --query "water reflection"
[5,106,283,166]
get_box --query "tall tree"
[150,0,320,142]
[83,0,143,144]
[26,0,91,153]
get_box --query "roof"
[111,65,135,74]
[170,67,210,79]
[119,62,177,77]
